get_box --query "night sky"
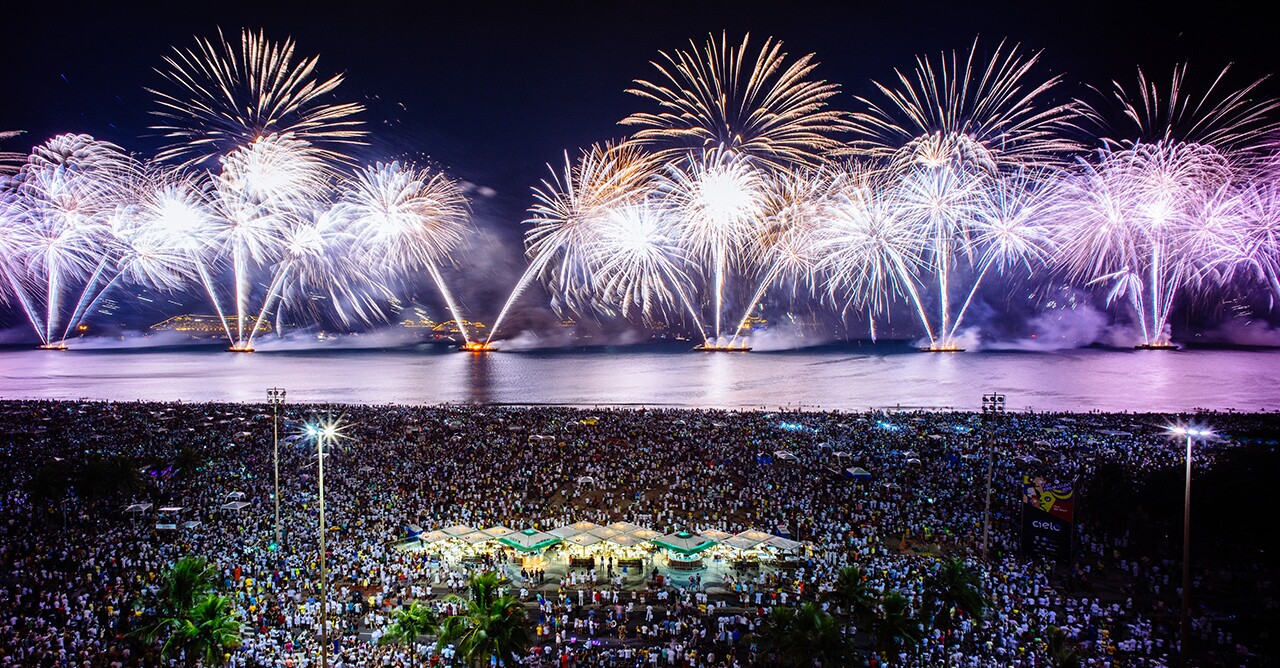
[2,0,1278,332]
[5,1,1277,226]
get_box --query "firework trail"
[0,190,44,333]
[657,148,768,343]
[1089,64,1280,155]
[816,166,932,339]
[1056,142,1235,344]
[5,135,139,346]
[849,37,1082,170]
[1225,181,1280,304]
[727,166,838,344]
[592,202,701,328]
[245,207,391,345]
[842,39,1079,347]
[132,173,234,341]
[1059,65,1280,344]
[0,131,25,176]
[623,33,847,169]
[488,143,659,342]
[59,168,200,341]
[206,137,320,347]
[335,161,473,343]
[149,28,366,167]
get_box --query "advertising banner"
[1019,475,1074,562]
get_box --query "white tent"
[460,532,494,545]
[631,527,661,540]
[482,526,516,538]
[604,521,645,535]
[724,529,772,550]
[764,536,802,553]
[549,525,584,539]
[567,532,604,547]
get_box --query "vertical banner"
[1019,475,1074,562]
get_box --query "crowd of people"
[0,399,1271,666]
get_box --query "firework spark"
[1089,64,1280,155]
[849,38,1082,171]
[657,148,768,341]
[336,161,473,342]
[150,28,366,166]
[623,33,847,169]
[1056,142,1236,344]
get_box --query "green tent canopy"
[498,529,562,553]
[651,531,717,555]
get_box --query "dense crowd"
[0,400,1272,666]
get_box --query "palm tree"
[77,455,144,499]
[871,591,920,662]
[924,558,986,632]
[1046,626,1084,668]
[379,600,439,668]
[160,595,242,667]
[794,602,852,666]
[756,603,851,667]
[829,565,877,622]
[135,557,225,665]
[924,558,986,663]
[436,571,532,668]
[157,557,221,618]
[756,605,802,666]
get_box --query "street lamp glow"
[299,413,347,668]
[303,418,344,444]
[1166,425,1213,438]
[1165,421,1213,668]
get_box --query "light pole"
[1168,425,1212,668]
[305,418,342,668]
[267,388,286,549]
[980,392,1006,561]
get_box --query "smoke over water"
[741,325,833,351]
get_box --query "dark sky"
[3,0,1278,332]
[4,0,1277,232]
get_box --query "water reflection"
[1,344,1278,412]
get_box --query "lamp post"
[980,392,1006,561]
[1167,425,1212,668]
[267,388,286,549]
[305,418,342,668]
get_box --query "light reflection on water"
[1,343,1278,412]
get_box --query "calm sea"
[2,339,1277,412]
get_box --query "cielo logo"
[1031,520,1062,531]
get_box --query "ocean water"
[2,340,1277,412]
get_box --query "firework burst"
[623,33,847,169]
[849,38,1082,171]
[150,28,366,167]
[1088,64,1280,155]
[487,143,659,341]
[1056,142,1236,344]
[657,148,768,341]
[336,161,473,342]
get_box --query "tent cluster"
[402,520,802,560]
